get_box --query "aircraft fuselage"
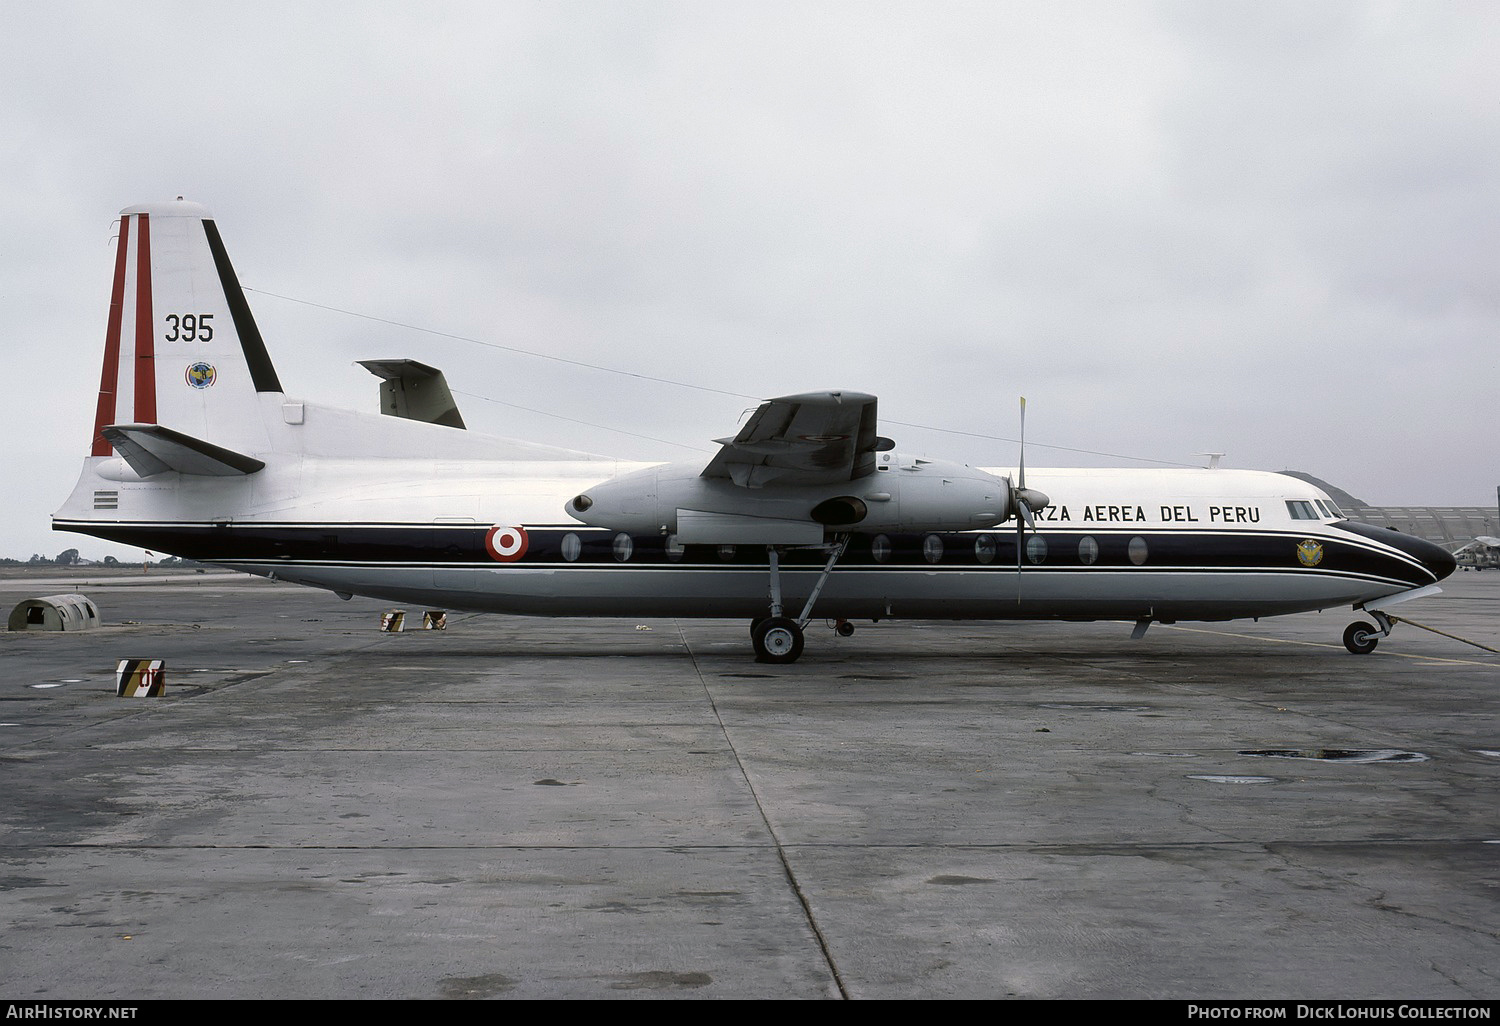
[56,457,1452,624]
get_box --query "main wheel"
[753,617,805,664]
[1343,621,1379,655]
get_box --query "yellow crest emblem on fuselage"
[1296,538,1324,567]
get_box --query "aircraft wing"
[701,391,889,488]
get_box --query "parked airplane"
[54,201,1456,662]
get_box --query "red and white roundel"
[484,525,529,562]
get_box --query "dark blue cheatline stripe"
[55,519,1440,589]
[208,559,1420,592]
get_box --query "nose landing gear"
[1343,620,1380,654]
[1343,609,1393,654]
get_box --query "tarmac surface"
[1,566,1497,1000]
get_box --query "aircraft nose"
[1335,522,1458,585]
[1424,541,1457,581]
[1401,533,1458,582]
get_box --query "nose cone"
[1389,530,1459,582]
[1424,540,1458,581]
[1338,522,1452,585]
[1333,521,1457,585]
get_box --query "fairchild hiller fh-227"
[54,200,1455,662]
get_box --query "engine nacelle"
[566,455,1014,543]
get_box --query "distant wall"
[1341,507,1500,548]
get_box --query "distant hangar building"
[1278,472,1498,549]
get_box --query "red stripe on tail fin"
[91,218,131,456]
[133,213,156,423]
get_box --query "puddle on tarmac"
[1239,749,1429,764]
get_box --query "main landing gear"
[750,536,850,664]
[1343,609,1393,655]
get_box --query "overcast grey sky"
[3,1,1496,560]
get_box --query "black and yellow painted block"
[116,659,166,698]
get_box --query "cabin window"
[871,535,892,563]
[1025,535,1048,564]
[1128,536,1149,565]
[613,533,634,562]
[1077,536,1099,565]
[922,534,944,564]
[1286,500,1319,520]
[973,535,997,564]
[665,535,685,562]
[561,533,581,562]
[718,545,737,562]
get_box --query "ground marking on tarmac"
[1162,624,1500,668]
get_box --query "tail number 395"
[164,313,215,343]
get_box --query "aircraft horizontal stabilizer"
[358,359,466,429]
[101,424,265,477]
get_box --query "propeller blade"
[1016,397,1028,601]
[1020,504,1032,585]
[1017,396,1027,492]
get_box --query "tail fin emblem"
[185,362,217,389]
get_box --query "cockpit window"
[1286,500,1320,520]
[1321,498,1343,518]
[1314,499,1337,519]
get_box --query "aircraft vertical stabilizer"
[91,200,281,459]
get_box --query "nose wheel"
[1343,621,1379,654]
[1343,609,1393,655]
